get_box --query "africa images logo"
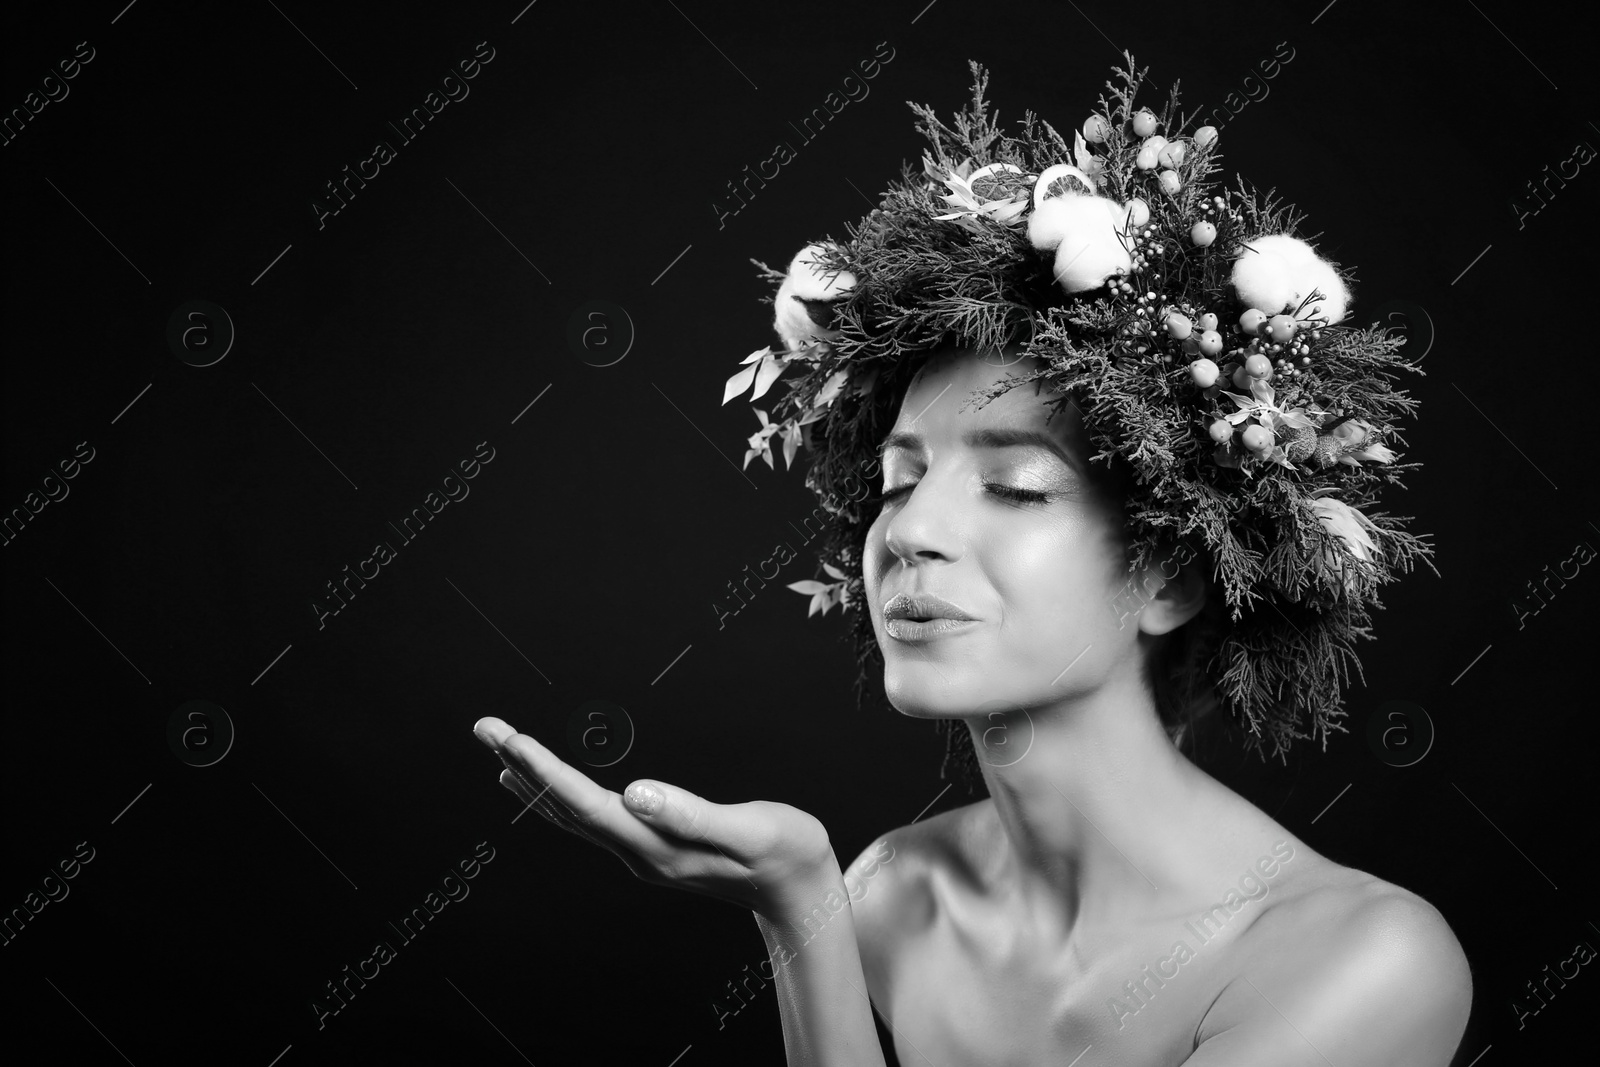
[309,841,495,1030]
[1107,841,1296,1031]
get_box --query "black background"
[2,1,1595,1064]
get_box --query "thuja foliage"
[742,56,1433,789]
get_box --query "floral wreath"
[721,55,1434,786]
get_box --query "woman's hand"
[472,716,837,919]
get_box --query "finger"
[622,778,759,855]
[623,781,764,897]
[498,768,612,849]
[497,766,564,826]
[499,770,664,884]
[493,742,645,861]
[478,717,596,829]
[473,716,515,749]
[495,747,579,823]
[478,717,610,842]
[476,717,582,823]
[499,730,669,857]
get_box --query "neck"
[965,665,1253,941]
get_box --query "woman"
[473,58,1472,1065]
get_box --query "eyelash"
[988,483,1051,504]
[879,482,1050,505]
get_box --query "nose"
[881,473,964,566]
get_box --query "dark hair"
[1143,561,1228,759]
[1084,441,1230,764]
[762,60,1434,792]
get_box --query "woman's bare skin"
[844,348,1470,1066]
[475,345,1472,1066]
[851,789,1466,1066]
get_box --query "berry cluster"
[1063,99,1372,476]
[725,56,1434,771]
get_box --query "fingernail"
[624,782,663,817]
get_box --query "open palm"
[473,716,835,918]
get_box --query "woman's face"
[864,349,1151,722]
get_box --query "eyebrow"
[879,427,1079,471]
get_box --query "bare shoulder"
[1252,857,1469,974]
[1195,858,1473,1065]
[846,800,990,969]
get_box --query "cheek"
[984,511,1123,638]
[863,513,891,607]
[863,516,887,582]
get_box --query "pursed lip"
[882,592,977,623]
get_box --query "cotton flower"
[1028,194,1132,293]
[725,243,856,405]
[1232,234,1350,325]
[773,242,856,355]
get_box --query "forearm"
[754,857,887,1067]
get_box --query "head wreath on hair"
[722,55,1434,790]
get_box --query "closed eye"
[874,484,913,507]
[985,483,1050,504]
[876,483,1050,505]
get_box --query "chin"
[881,660,1002,721]
[872,626,963,719]
[884,684,971,722]
[882,644,1076,722]
[883,665,1042,769]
